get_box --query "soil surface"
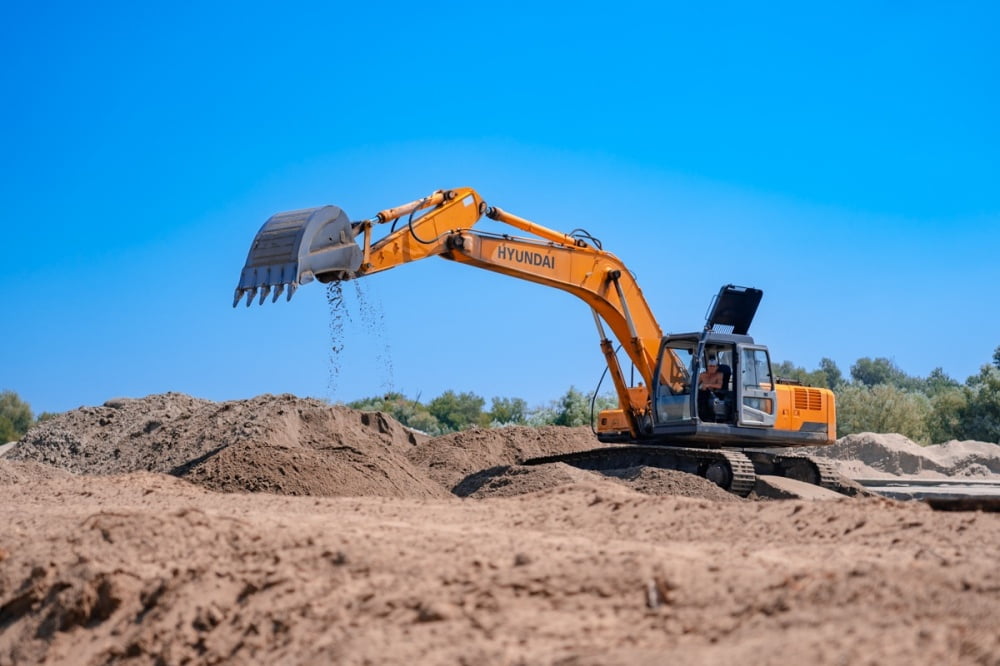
[2,393,999,665]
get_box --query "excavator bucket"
[233,205,363,307]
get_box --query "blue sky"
[2,1,998,415]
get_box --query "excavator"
[233,187,844,496]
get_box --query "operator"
[699,357,724,391]
[698,356,724,421]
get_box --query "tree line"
[774,346,1000,444]
[2,347,998,444]
[345,387,618,436]
[345,347,1000,444]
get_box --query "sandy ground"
[2,393,999,665]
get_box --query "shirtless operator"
[697,356,725,421]
[699,357,724,391]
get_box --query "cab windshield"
[654,341,696,423]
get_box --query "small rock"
[416,602,450,622]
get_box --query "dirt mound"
[455,463,741,502]
[9,393,448,499]
[406,425,602,491]
[601,465,743,501]
[0,459,72,485]
[8,394,753,503]
[183,439,447,498]
[807,433,1000,478]
[454,462,602,498]
[11,392,215,475]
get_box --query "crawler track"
[523,446,860,498]
[522,446,757,497]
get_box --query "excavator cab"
[653,337,776,426]
[647,286,785,446]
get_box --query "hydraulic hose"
[590,343,623,435]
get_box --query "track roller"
[742,450,850,494]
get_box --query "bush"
[427,391,486,432]
[773,361,830,388]
[835,383,931,443]
[347,392,444,435]
[487,397,528,427]
[961,365,1000,443]
[0,390,34,442]
[926,388,967,444]
[527,387,617,428]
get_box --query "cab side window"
[741,348,772,389]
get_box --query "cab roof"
[704,284,762,336]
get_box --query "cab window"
[741,348,772,389]
[655,344,694,423]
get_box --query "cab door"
[737,345,777,427]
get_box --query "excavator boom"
[235,187,674,437]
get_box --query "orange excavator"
[234,187,841,496]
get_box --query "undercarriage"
[522,445,852,497]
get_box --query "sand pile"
[808,433,1000,479]
[11,393,216,475]
[455,463,740,502]
[406,425,602,490]
[0,459,72,485]
[8,393,448,499]
[10,393,712,501]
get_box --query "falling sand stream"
[326,280,394,399]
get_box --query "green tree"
[926,387,967,444]
[773,361,829,388]
[850,357,910,388]
[487,397,528,426]
[526,404,558,427]
[553,387,590,426]
[921,367,960,397]
[0,390,34,442]
[427,390,485,432]
[347,392,443,435]
[961,365,1000,443]
[835,383,931,443]
[593,392,619,415]
[526,388,617,427]
[0,417,15,443]
[992,345,1000,369]
[819,357,844,389]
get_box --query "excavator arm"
[235,187,675,437]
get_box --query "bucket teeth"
[287,282,298,301]
[233,284,292,307]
